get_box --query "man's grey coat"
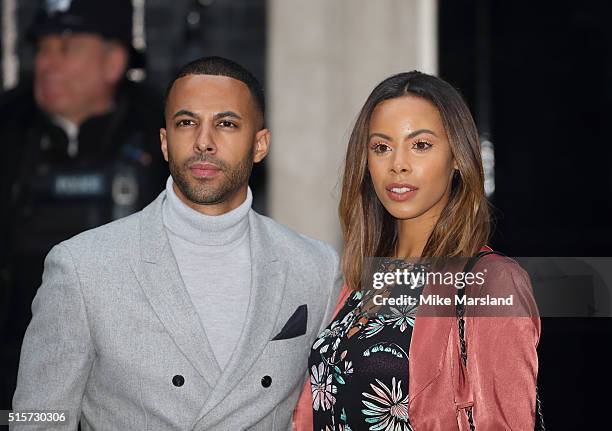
[12,191,342,430]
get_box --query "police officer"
[0,0,166,408]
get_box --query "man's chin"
[179,183,229,206]
[37,100,66,116]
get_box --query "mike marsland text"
[373,294,514,307]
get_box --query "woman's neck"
[394,203,448,259]
[394,218,431,258]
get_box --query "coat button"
[172,375,185,387]
[261,375,272,388]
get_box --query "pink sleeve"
[461,258,541,429]
[291,284,353,431]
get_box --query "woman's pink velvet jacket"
[293,251,541,430]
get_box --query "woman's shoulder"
[476,246,528,279]
[471,248,539,317]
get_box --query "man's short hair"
[164,56,265,125]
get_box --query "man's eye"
[62,41,82,55]
[413,140,432,152]
[37,43,51,54]
[218,120,237,128]
[371,142,391,154]
[176,119,195,127]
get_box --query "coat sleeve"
[291,283,352,431]
[460,258,541,430]
[11,244,95,430]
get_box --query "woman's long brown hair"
[339,71,491,290]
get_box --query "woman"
[293,71,540,430]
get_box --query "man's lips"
[38,76,65,92]
[385,183,419,202]
[189,162,221,178]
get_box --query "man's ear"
[104,44,129,85]
[160,128,169,162]
[253,128,271,163]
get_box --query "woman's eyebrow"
[406,128,437,139]
[368,132,392,141]
[368,129,437,142]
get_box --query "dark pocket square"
[271,304,308,340]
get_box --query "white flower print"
[386,305,417,332]
[361,315,387,338]
[311,362,338,411]
[361,377,411,431]
[313,320,344,354]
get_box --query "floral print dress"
[308,260,427,431]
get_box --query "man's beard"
[168,148,254,205]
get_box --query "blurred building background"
[1,0,268,211]
[2,0,611,427]
[268,0,437,245]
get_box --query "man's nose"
[193,125,217,154]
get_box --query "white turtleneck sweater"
[162,176,252,369]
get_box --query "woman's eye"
[413,140,432,152]
[371,143,391,154]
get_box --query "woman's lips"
[189,163,221,178]
[385,183,418,202]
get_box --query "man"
[13,56,342,430]
[0,0,165,408]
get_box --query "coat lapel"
[192,211,287,426]
[130,192,222,388]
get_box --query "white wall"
[267,0,438,249]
